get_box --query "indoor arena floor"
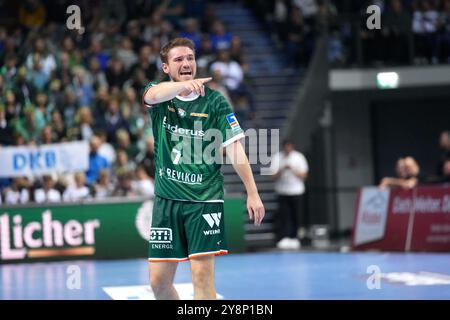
[1,251,449,300]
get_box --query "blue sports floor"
[1,251,449,300]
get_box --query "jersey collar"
[175,92,200,102]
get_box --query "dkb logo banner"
[0,141,89,177]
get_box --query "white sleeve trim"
[222,132,245,147]
[142,83,155,108]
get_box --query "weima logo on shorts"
[202,213,221,235]
[202,213,221,228]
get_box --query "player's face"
[163,46,197,82]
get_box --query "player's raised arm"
[143,78,212,106]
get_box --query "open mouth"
[180,71,192,76]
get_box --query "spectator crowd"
[0,0,254,205]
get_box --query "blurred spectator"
[207,69,232,104]
[63,172,91,202]
[210,20,233,51]
[13,105,44,144]
[73,67,94,107]
[113,149,136,181]
[285,7,313,68]
[25,37,56,76]
[92,86,110,119]
[382,0,411,65]
[14,67,35,106]
[136,136,156,179]
[34,175,61,203]
[105,57,127,89]
[184,0,207,19]
[49,109,67,141]
[412,0,440,64]
[27,54,49,91]
[113,171,137,197]
[180,18,202,49]
[437,0,450,63]
[86,135,110,185]
[97,130,117,165]
[3,177,30,205]
[272,0,289,46]
[116,129,139,159]
[1,55,19,83]
[196,36,216,73]
[94,169,114,199]
[117,37,138,72]
[438,158,450,183]
[436,130,450,176]
[143,11,164,43]
[293,0,319,24]
[69,106,95,141]
[379,156,421,189]
[48,79,64,112]
[210,49,244,94]
[270,139,309,250]
[39,125,56,145]
[127,20,146,52]
[34,92,51,129]
[229,36,247,68]
[328,29,346,67]
[156,0,185,29]
[129,45,158,82]
[0,104,14,145]
[233,93,254,125]
[88,38,111,71]
[61,88,79,129]
[132,165,155,197]
[87,57,108,90]
[126,68,150,97]
[4,90,20,121]
[97,97,130,144]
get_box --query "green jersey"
[143,81,245,202]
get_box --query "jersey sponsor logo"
[149,228,172,243]
[202,212,222,235]
[190,112,209,118]
[162,116,205,137]
[226,113,241,131]
[165,168,203,185]
[178,108,187,117]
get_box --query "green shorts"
[148,196,228,262]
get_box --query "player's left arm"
[225,140,265,226]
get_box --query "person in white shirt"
[132,165,155,198]
[63,172,91,202]
[34,175,61,203]
[4,177,30,205]
[270,139,309,250]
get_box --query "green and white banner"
[0,197,245,263]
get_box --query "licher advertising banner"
[352,186,450,252]
[0,141,89,178]
[0,198,245,264]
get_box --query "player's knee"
[150,275,171,296]
[191,267,213,289]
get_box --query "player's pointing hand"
[182,77,213,97]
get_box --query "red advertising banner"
[352,185,450,252]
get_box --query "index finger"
[198,77,213,83]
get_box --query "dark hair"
[160,38,195,64]
[282,139,294,147]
